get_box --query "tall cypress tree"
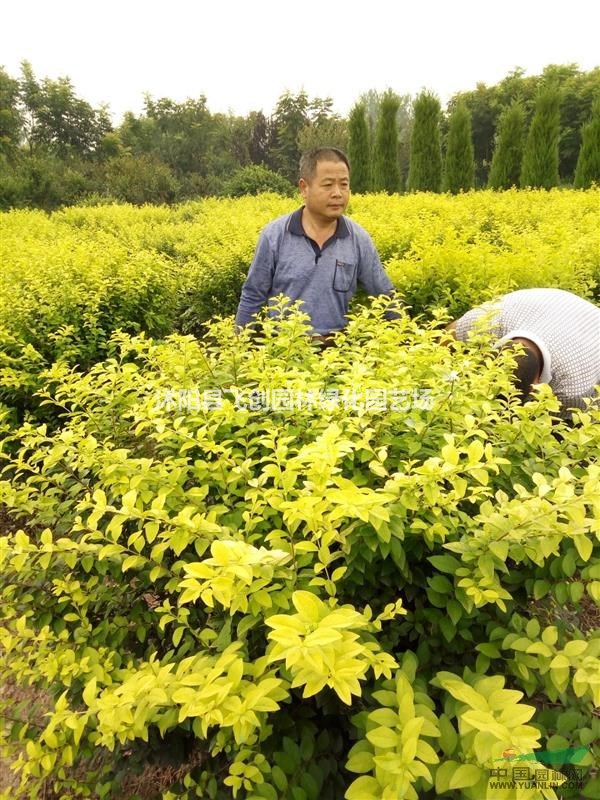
[372,90,401,193]
[407,91,442,192]
[348,102,371,193]
[443,103,475,193]
[574,96,600,188]
[488,101,526,189]
[520,85,561,189]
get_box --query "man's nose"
[331,183,343,196]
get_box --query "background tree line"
[0,60,598,210]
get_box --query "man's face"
[299,159,350,222]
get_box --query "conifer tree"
[407,91,442,192]
[520,85,561,189]
[488,101,526,189]
[348,102,371,193]
[574,96,600,188]
[443,103,475,193]
[372,91,401,193]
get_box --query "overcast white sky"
[2,0,599,123]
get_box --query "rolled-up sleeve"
[235,232,275,328]
[357,234,403,320]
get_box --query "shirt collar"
[499,329,553,383]
[289,207,350,238]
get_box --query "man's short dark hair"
[299,147,350,182]
[501,342,542,401]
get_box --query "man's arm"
[446,314,542,401]
[235,232,276,329]
[356,232,404,320]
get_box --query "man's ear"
[299,178,308,199]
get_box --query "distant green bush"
[221,165,295,198]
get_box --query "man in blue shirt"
[235,147,401,344]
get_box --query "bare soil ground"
[0,512,210,798]
[0,681,50,796]
[1,678,206,799]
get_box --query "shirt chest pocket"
[333,260,357,292]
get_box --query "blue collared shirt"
[235,208,400,334]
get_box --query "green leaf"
[429,575,453,594]
[253,785,278,800]
[555,583,569,604]
[562,551,577,577]
[533,579,550,599]
[282,737,302,766]
[81,555,94,573]
[447,599,463,626]
[569,581,585,602]
[346,749,374,774]
[300,771,320,798]
[579,728,595,746]
[475,643,500,658]
[273,751,296,776]
[345,776,381,800]
[438,714,458,756]
[582,776,600,798]
[237,615,259,638]
[448,763,482,790]
[271,765,288,792]
[429,555,461,574]
[435,760,460,793]
[300,732,315,762]
[439,617,455,643]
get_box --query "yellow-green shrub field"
[0,191,599,800]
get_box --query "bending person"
[446,288,600,413]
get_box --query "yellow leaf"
[366,726,398,749]
[291,590,325,622]
[82,677,97,707]
[573,535,593,562]
[304,628,342,647]
[448,763,482,790]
